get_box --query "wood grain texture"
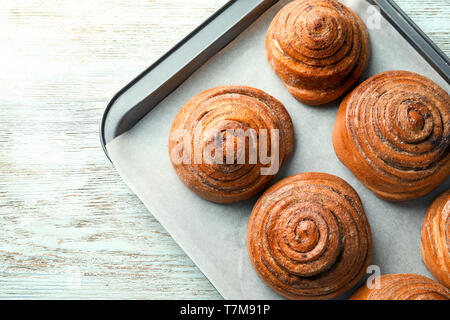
[0,0,448,299]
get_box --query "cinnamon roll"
[351,274,450,300]
[333,71,450,201]
[266,0,370,105]
[168,86,294,204]
[247,172,372,299]
[421,190,450,288]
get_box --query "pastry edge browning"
[332,70,450,201]
[421,190,450,288]
[266,0,371,106]
[350,274,450,300]
[247,172,373,300]
[168,85,294,204]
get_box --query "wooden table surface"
[0,0,448,299]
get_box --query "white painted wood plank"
[0,0,448,299]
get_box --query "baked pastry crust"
[247,172,372,299]
[351,274,450,300]
[421,190,450,288]
[266,0,370,105]
[168,86,294,203]
[333,70,450,201]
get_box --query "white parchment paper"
[106,0,450,299]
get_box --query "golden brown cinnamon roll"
[266,0,370,105]
[333,71,450,201]
[168,86,294,204]
[351,274,450,300]
[421,190,450,288]
[247,172,372,299]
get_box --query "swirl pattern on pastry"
[266,0,370,105]
[247,172,372,299]
[333,71,450,201]
[169,86,294,204]
[351,274,450,300]
[421,190,450,288]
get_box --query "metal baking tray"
[99,0,450,299]
[100,0,450,159]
